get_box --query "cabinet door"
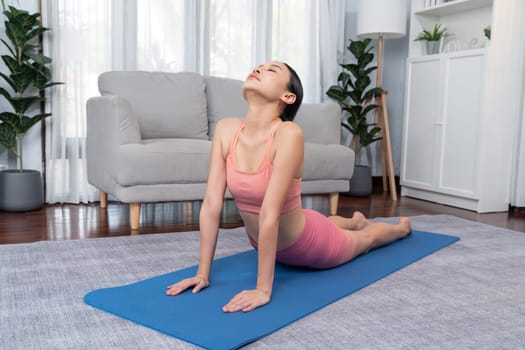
[438,53,485,197]
[401,57,441,189]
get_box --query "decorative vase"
[347,165,373,197]
[426,41,440,55]
[0,169,44,211]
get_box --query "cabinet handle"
[435,122,444,126]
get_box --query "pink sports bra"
[226,120,302,214]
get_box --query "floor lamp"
[357,0,407,201]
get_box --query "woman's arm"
[257,122,304,295]
[223,122,304,311]
[167,119,231,295]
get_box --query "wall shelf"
[409,47,487,60]
[415,0,492,17]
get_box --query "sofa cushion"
[99,71,208,140]
[116,139,211,186]
[114,140,352,187]
[303,143,354,181]
[204,76,342,145]
[295,103,342,144]
[205,76,248,139]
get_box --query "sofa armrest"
[86,95,141,192]
[294,102,342,145]
[87,95,142,146]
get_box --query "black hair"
[281,63,303,122]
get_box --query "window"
[45,0,342,202]
[137,0,186,71]
[272,0,316,101]
[208,0,255,78]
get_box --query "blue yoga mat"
[85,230,458,350]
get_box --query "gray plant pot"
[426,41,440,55]
[0,169,44,211]
[347,165,373,197]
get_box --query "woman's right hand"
[166,275,209,296]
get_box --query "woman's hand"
[222,289,270,313]
[166,276,209,296]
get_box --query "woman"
[166,61,411,313]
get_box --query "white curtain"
[43,0,347,203]
[43,0,113,203]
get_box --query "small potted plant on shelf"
[0,6,61,211]
[326,38,382,197]
[484,25,491,39]
[415,23,448,55]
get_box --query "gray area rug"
[1,215,524,349]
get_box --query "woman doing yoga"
[166,61,412,313]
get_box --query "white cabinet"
[402,56,441,189]
[401,50,488,210]
[400,0,524,212]
[512,92,525,207]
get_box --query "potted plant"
[326,38,383,196]
[414,23,448,55]
[484,25,491,40]
[0,6,61,211]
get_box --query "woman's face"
[242,61,295,104]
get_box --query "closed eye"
[269,64,283,72]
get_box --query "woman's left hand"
[222,289,270,313]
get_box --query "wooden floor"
[1,189,524,244]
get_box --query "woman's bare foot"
[352,211,370,230]
[398,217,412,237]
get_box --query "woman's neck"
[245,101,282,130]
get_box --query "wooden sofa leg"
[329,192,339,216]
[100,191,107,208]
[130,203,141,230]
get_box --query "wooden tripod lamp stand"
[356,0,407,200]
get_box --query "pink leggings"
[248,209,357,269]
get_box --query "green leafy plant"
[0,6,61,172]
[484,25,491,40]
[326,38,382,162]
[414,23,448,42]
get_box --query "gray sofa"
[86,71,354,229]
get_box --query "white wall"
[342,0,410,176]
[0,0,42,172]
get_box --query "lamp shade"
[357,0,407,39]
